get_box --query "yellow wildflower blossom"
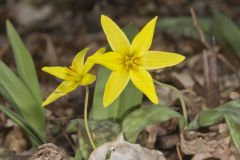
[90,15,185,107]
[42,47,105,106]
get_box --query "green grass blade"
[122,105,185,142]
[0,105,44,146]
[0,60,46,141]
[213,11,240,58]
[90,23,143,120]
[6,20,42,104]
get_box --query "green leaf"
[213,11,240,58]
[224,114,240,149]
[217,100,240,149]
[122,105,185,143]
[0,105,44,146]
[6,20,42,104]
[90,67,142,120]
[198,110,223,127]
[0,60,46,141]
[157,17,213,41]
[186,109,224,130]
[90,23,143,120]
[67,119,121,159]
[187,100,240,149]
[122,23,138,42]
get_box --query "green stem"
[84,86,96,149]
[154,80,188,123]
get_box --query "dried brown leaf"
[89,134,166,160]
[181,123,240,160]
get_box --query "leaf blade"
[6,20,42,104]
[0,60,46,141]
[0,105,44,146]
[213,11,240,58]
[122,105,185,142]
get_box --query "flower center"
[124,55,139,70]
[75,75,83,82]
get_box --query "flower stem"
[154,80,188,123]
[84,86,96,149]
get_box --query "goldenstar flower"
[90,15,185,107]
[42,47,105,106]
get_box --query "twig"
[176,143,183,160]
[191,7,220,107]
[217,54,240,85]
[190,7,210,49]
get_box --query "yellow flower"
[42,47,105,106]
[90,15,185,107]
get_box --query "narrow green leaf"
[122,105,185,142]
[6,20,42,104]
[157,17,212,41]
[224,115,240,149]
[0,60,46,141]
[217,100,240,112]
[218,100,240,149]
[213,11,240,57]
[90,23,142,120]
[0,105,44,146]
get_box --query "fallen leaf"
[181,123,240,160]
[89,134,166,160]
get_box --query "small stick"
[176,143,183,160]
[217,54,240,85]
[190,7,210,49]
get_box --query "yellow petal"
[101,15,130,54]
[42,66,71,80]
[89,52,123,71]
[142,51,185,70]
[71,48,89,72]
[82,47,105,73]
[130,68,158,104]
[131,17,157,57]
[80,73,96,85]
[104,69,130,107]
[42,81,78,106]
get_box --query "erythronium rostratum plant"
[90,15,185,108]
[42,47,105,149]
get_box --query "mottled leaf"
[67,119,121,159]
[122,105,185,142]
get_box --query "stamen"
[124,55,139,70]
